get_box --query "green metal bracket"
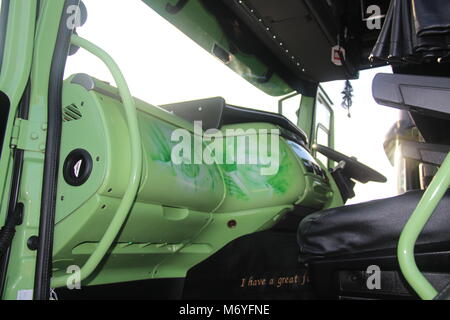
[51,34,143,288]
[397,153,450,300]
[277,92,300,115]
[10,118,47,153]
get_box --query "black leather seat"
[297,190,450,261]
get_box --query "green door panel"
[0,0,37,227]
[56,85,108,223]
[1,0,68,300]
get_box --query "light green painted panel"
[1,0,66,300]
[214,123,307,213]
[56,85,107,223]
[52,75,336,287]
[138,112,225,212]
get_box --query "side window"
[313,90,334,167]
[278,93,302,125]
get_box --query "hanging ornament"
[341,80,353,118]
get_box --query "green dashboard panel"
[52,74,340,286]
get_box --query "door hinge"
[10,118,47,153]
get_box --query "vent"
[63,104,83,122]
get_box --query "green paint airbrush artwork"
[51,74,336,288]
[1,0,450,301]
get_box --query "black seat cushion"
[297,190,450,261]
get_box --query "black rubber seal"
[63,149,92,186]
[166,0,189,14]
[33,0,80,300]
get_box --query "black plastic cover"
[162,97,308,145]
[372,73,450,119]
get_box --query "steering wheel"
[313,144,387,184]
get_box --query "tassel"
[341,80,353,118]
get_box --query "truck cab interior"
[1,0,450,300]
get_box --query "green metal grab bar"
[51,34,143,288]
[398,153,450,300]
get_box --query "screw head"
[27,236,39,251]
[227,220,237,229]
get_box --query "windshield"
[64,0,285,113]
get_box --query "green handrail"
[51,34,143,288]
[398,153,450,300]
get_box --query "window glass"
[316,126,329,166]
[314,96,331,142]
[64,0,286,114]
[312,93,332,167]
[280,94,302,125]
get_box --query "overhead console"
[220,0,360,83]
[145,0,450,98]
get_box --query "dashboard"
[286,140,332,208]
[287,141,328,181]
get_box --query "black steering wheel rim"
[313,144,387,184]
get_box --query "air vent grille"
[63,104,83,122]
